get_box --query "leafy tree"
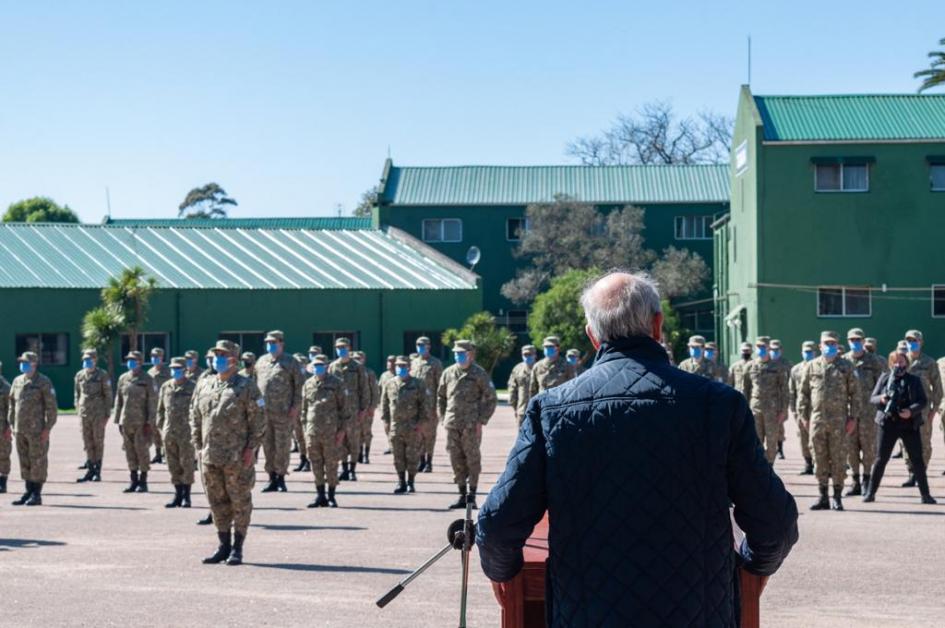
[352,184,380,217]
[3,197,79,223]
[101,266,157,353]
[660,299,691,363]
[915,38,945,92]
[441,312,516,375]
[178,183,237,219]
[81,305,125,380]
[528,268,599,358]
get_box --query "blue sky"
[0,2,942,222]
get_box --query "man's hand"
[2,428,11,442]
[845,418,856,436]
[739,569,769,601]
[40,428,50,444]
[242,447,254,468]
[898,408,912,419]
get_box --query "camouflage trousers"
[164,433,195,485]
[262,413,292,475]
[418,414,438,457]
[293,415,305,456]
[904,411,933,471]
[360,408,375,448]
[121,424,151,473]
[846,416,877,477]
[152,424,163,452]
[305,433,340,487]
[753,412,780,464]
[792,412,811,460]
[342,416,361,463]
[203,462,255,535]
[777,420,785,443]
[80,415,107,462]
[15,431,49,483]
[446,425,482,489]
[810,418,847,487]
[0,432,11,476]
[390,429,420,475]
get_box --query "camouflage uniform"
[0,374,10,482]
[410,350,443,467]
[74,359,113,469]
[329,351,370,471]
[770,340,792,448]
[380,367,430,480]
[184,350,203,381]
[678,335,713,379]
[5,360,57,486]
[789,359,813,465]
[239,351,256,381]
[301,368,347,491]
[507,349,536,426]
[798,350,855,493]
[727,342,753,394]
[742,351,789,464]
[148,350,171,457]
[565,349,585,377]
[157,376,197,486]
[906,353,941,471]
[254,334,304,478]
[353,352,379,457]
[843,343,887,484]
[113,362,158,474]
[291,353,310,459]
[378,360,396,448]
[705,342,728,383]
[529,347,573,397]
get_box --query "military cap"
[416,336,432,345]
[705,341,718,350]
[334,337,351,347]
[896,340,909,353]
[205,348,216,358]
[754,336,770,345]
[739,342,752,351]
[542,336,561,347]
[846,328,866,340]
[905,329,923,342]
[264,330,284,342]
[566,349,581,358]
[820,331,840,343]
[185,350,199,359]
[394,355,411,366]
[521,344,537,355]
[17,351,39,363]
[241,351,256,362]
[801,340,816,350]
[352,350,365,359]
[308,345,323,355]
[81,348,97,358]
[213,339,239,356]
[293,353,309,364]
[386,354,396,362]
[311,354,329,365]
[150,347,165,357]
[687,335,706,347]
[452,339,475,352]
[124,350,143,361]
[864,337,878,348]
[770,339,782,349]
[169,356,186,368]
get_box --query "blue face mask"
[849,340,863,353]
[313,364,327,376]
[416,344,428,356]
[82,358,95,370]
[19,362,32,374]
[802,350,815,362]
[336,347,349,359]
[689,347,703,360]
[214,355,230,373]
[544,346,557,359]
[771,350,781,360]
[127,359,139,371]
[396,366,410,378]
[266,342,279,355]
[822,344,838,358]
[185,358,195,369]
[566,356,578,366]
[756,346,768,359]
[151,356,161,366]
[171,367,185,380]
[454,351,468,365]
[908,341,920,353]
[705,349,715,361]
[524,354,535,366]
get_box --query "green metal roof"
[380,163,730,206]
[102,216,371,230]
[755,94,945,142]
[0,223,475,291]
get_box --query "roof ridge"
[391,163,728,170]
[756,93,945,99]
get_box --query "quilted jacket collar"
[594,335,669,366]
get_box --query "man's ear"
[651,312,664,343]
[586,324,601,351]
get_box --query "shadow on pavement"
[251,524,366,532]
[342,505,449,513]
[849,508,944,516]
[47,504,148,511]
[0,538,66,551]
[248,562,409,575]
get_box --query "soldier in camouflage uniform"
[330,337,371,481]
[741,336,789,465]
[864,338,878,355]
[378,355,396,454]
[438,340,497,509]
[255,330,304,493]
[727,342,753,394]
[566,349,585,377]
[4,352,57,506]
[769,339,792,460]
[903,330,942,486]
[529,336,573,396]
[411,336,443,472]
[789,341,817,475]
[148,347,171,464]
[678,335,714,379]
[193,348,219,526]
[507,345,537,426]
[798,331,856,511]
[704,341,728,383]
[184,349,203,381]
[353,351,379,465]
[74,348,112,483]
[0,362,10,493]
[239,352,256,380]
[301,354,347,508]
[382,356,431,494]
[191,340,265,566]
[157,357,197,508]
[291,353,312,472]
[113,350,158,494]
[843,328,887,496]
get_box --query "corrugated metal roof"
[755,94,945,141]
[381,164,730,206]
[102,217,372,230]
[0,224,475,290]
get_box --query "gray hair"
[580,271,662,342]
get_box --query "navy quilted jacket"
[477,336,798,627]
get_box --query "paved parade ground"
[1,402,944,627]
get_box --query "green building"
[715,86,945,363]
[0,219,481,407]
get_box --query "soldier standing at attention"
[0,363,10,493]
[704,341,728,383]
[902,330,942,486]
[239,352,256,380]
[113,351,157,494]
[529,336,572,396]
[741,337,789,465]
[378,355,396,455]
[255,330,304,493]
[438,340,497,510]
[148,347,171,464]
[770,339,792,460]
[183,349,203,381]
[411,336,443,473]
[566,349,585,376]
[301,355,346,508]
[4,352,57,506]
[191,340,264,566]
[843,328,887,496]
[157,357,197,508]
[507,345,537,426]
[799,331,856,511]
[74,348,112,483]
[789,341,817,475]
[678,335,713,379]
[193,347,218,526]
[330,337,370,481]
[727,342,753,394]
[353,350,379,465]
[291,353,312,472]
[382,356,430,494]
[864,338,878,354]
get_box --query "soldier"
[903,330,942,486]
[157,357,197,508]
[529,336,573,396]
[191,340,264,566]
[74,348,112,483]
[0,362,10,493]
[193,347,219,526]
[770,339,792,460]
[353,351,379,465]
[330,337,371,481]
[378,355,396,455]
[4,352,57,506]
[704,341,728,383]
[113,351,158,494]
[239,352,256,380]
[798,331,856,511]
[566,349,585,377]
[727,342,753,394]
[843,328,887,496]
[148,347,171,464]
[381,356,430,494]
[864,338,878,354]
[184,350,203,381]
[307,345,323,369]
[255,330,304,493]
[741,336,789,464]
[411,336,443,473]
[507,345,537,426]
[789,341,817,475]
[678,335,713,378]
[291,353,311,472]
[301,354,347,508]
[438,340,497,509]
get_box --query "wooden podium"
[492,515,763,628]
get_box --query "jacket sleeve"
[797,366,811,422]
[870,373,888,408]
[43,379,58,430]
[476,397,547,582]
[478,372,498,425]
[146,378,158,425]
[380,381,391,424]
[507,369,519,412]
[291,362,304,414]
[244,382,265,451]
[909,375,928,416]
[74,373,81,409]
[190,390,203,450]
[156,387,166,432]
[928,361,943,414]
[727,392,799,577]
[3,383,13,432]
[103,375,114,415]
[437,372,448,419]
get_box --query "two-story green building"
[716,86,945,363]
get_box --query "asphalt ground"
[0,404,943,627]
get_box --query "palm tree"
[101,266,157,353]
[915,38,945,92]
[82,305,125,381]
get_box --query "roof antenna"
[747,35,752,85]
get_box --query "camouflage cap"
[542,336,561,347]
[334,337,351,347]
[394,355,411,366]
[687,335,706,347]
[150,347,165,356]
[896,340,909,353]
[124,350,144,361]
[386,354,396,362]
[416,336,432,345]
[705,341,718,350]
[521,344,537,354]
[308,345,323,355]
[820,331,840,343]
[864,337,878,347]
[293,353,309,364]
[184,350,199,359]
[241,351,256,362]
[770,339,782,349]
[566,349,581,358]
[311,354,329,365]
[802,341,816,350]
[169,356,186,368]
[213,339,239,356]
[205,348,216,358]
[846,328,866,340]
[452,339,475,352]
[739,342,753,351]
[81,348,97,358]
[17,351,39,363]
[352,350,365,359]
[754,336,770,345]
[264,330,284,342]
[905,329,923,342]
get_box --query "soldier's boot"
[25,483,42,506]
[830,485,844,511]
[92,461,102,482]
[77,463,95,483]
[327,485,338,508]
[136,472,149,493]
[291,440,299,454]
[417,454,426,475]
[301,458,311,472]
[261,472,278,492]
[393,472,408,494]
[448,486,467,509]
[383,446,392,455]
[861,474,871,498]
[357,447,364,464]
[308,484,328,508]
[151,448,164,464]
[901,473,917,487]
[276,475,288,492]
[467,486,478,510]
[799,458,814,475]
[181,484,192,508]
[425,454,433,473]
[845,474,862,497]
[197,512,213,525]
[226,532,245,566]
[202,531,231,564]
[777,441,785,460]
[407,474,416,493]
[12,481,33,506]
[810,484,830,510]
[363,446,371,465]
[293,455,308,473]
[166,484,183,508]
[339,462,350,482]
[123,471,139,493]
[349,462,358,482]
[78,460,89,470]
[0,475,7,494]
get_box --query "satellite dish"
[466,246,481,269]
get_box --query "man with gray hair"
[477,271,798,627]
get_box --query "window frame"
[312,331,360,353]
[218,331,266,357]
[15,332,70,366]
[932,285,945,318]
[421,218,463,243]
[930,164,945,192]
[119,332,170,360]
[814,162,870,193]
[816,287,872,318]
[506,217,529,242]
[673,215,713,241]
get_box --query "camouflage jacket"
[113,370,158,428]
[742,358,789,417]
[788,361,809,415]
[74,368,113,420]
[378,370,396,394]
[4,372,57,434]
[411,356,444,397]
[329,358,371,416]
[0,377,9,430]
[380,375,431,436]
[908,353,943,416]
[190,373,265,466]
[438,363,497,430]
[798,356,855,423]
[507,362,532,419]
[528,357,572,396]
[365,368,380,409]
[301,374,349,436]
[157,377,197,440]
[254,353,304,416]
[185,366,203,381]
[148,364,172,391]
[710,361,729,384]
[843,351,888,419]
[727,359,752,394]
[678,358,714,379]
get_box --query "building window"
[814,163,869,192]
[932,286,945,318]
[15,333,69,366]
[120,332,169,359]
[404,330,445,359]
[422,218,462,243]
[506,218,529,241]
[674,215,712,240]
[496,310,529,333]
[312,331,360,354]
[930,164,945,191]
[817,287,871,317]
[681,309,715,333]
[218,331,266,357]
